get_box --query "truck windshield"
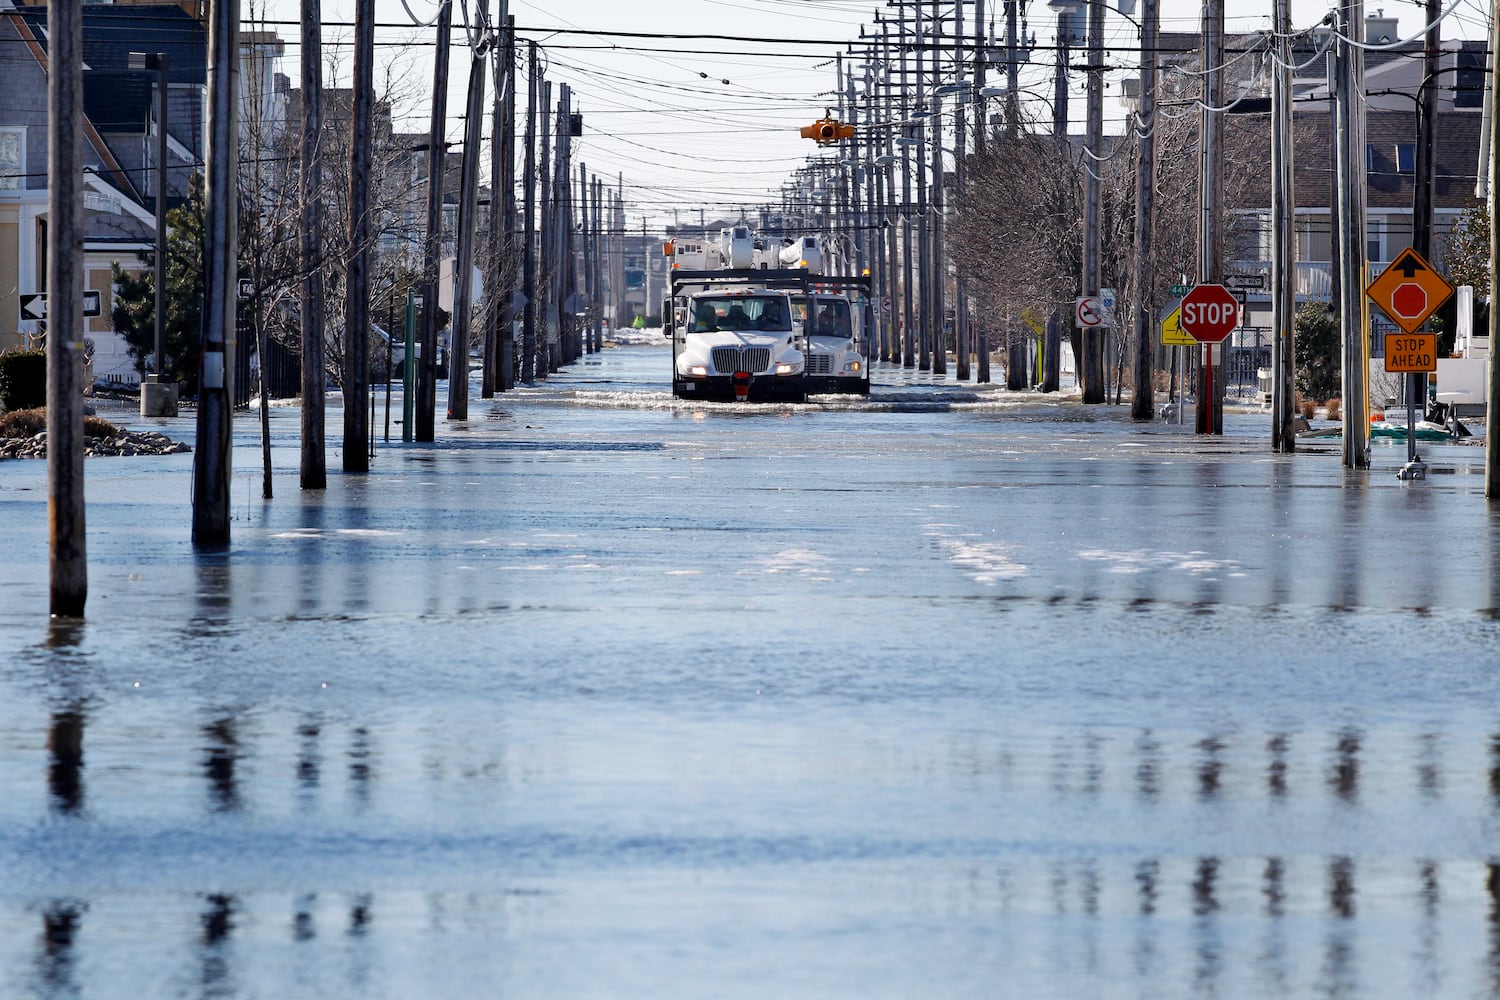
[690,296,790,332]
[807,298,853,339]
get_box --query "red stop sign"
[1179,283,1240,344]
[1390,282,1427,320]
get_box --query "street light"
[130,50,176,417]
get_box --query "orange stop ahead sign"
[1366,247,1453,334]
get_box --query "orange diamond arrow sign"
[1365,246,1453,334]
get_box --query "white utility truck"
[666,270,806,402]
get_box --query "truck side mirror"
[661,298,673,336]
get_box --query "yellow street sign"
[1021,306,1045,336]
[1160,306,1195,347]
[1366,247,1453,334]
[1384,332,1437,372]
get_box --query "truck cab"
[793,291,869,395]
[666,280,805,402]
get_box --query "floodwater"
[3,346,1499,998]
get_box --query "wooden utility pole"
[521,44,538,382]
[927,1,947,378]
[417,0,452,441]
[1042,7,1070,394]
[47,0,86,615]
[1081,0,1105,404]
[1334,4,1370,466]
[344,0,374,471]
[1270,0,1297,450]
[299,0,326,488]
[1408,0,1440,468]
[592,176,605,350]
[1195,0,1224,433]
[1129,0,1160,419]
[448,0,489,421]
[914,1,931,371]
[580,162,594,354]
[192,0,238,546]
[538,81,554,374]
[500,15,518,389]
[1488,0,1500,498]
[952,1,972,381]
[485,14,512,396]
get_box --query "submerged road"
[2,347,1498,998]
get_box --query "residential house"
[1,1,290,384]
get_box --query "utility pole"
[580,162,593,354]
[417,0,452,441]
[299,0,325,488]
[192,0,238,546]
[492,15,516,395]
[1129,0,1159,419]
[538,81,554,375]
[953,0,971,381]
[1409,0,1440,470]
[1195,0,1224,433]
[521,44,538,382]
[1270,0,1296,450]
[1081,0,1105,404]
[1042,8,1070,393]
[1334,4,1370,467]
[47,0,86,615]
[448,0,489,421]
[1487,0,1500,497]
[137,50,176,418]
[929,0,947,377]
[973,0,991,381]
[592,175,605,351]
[344,0,374,471]
[500,16,518,386]
[914,1,931,371]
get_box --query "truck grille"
[711,347,772,374]
[806,353,832,375]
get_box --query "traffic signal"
[799,117,855,146]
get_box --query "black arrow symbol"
[1394,252,1426,277]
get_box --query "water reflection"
[202,718,241,813]
[200,894,236,999]
[1488,863,1500,994]
[34,900,85,999]
[1331,729,1361,803]
[1332,481,1369,611]
[47,707,85,815]
[1266,733,1289,799]
[349,727,374,809]
[187,556,233,639]
[1196,736,1224,800]
[1134,730,1161,799]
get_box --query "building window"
[1456,50,1484,109]
[1394,143,1415,174]
[0,128,23,190]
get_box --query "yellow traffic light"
[799,117,854,146]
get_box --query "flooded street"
[3,346,1500,998]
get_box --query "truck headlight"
[775,362,797,375]
[843,361,862,372]
[686,365,708,377]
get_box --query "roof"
[82,70,152,134]
[15,3,206,84]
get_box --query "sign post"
[1179,283,1240,435]
[1366,247,1454,480]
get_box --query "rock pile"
[1,429,191,459]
